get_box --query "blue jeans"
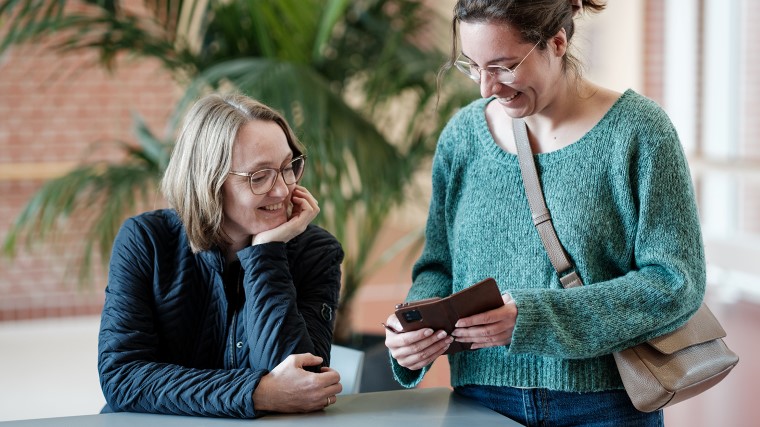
[455,385,664,427]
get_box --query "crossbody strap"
[513,119,583,288]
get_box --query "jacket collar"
[198,247,225,273]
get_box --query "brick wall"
[0,40,180,321]
[642,0,665,106]
[739,0,760,234]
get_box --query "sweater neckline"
[476,89,635,165]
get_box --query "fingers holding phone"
[451,293,517,349]
[383,314,453,371]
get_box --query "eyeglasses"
[454,41,540,85]
[228,155,306,195]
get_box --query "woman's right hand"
[252,186,320,245]
[384,314,454,371]
[252,353,342,413]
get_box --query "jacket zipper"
[228,311,238,368]
[227,268,242,368]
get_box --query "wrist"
[252,374,274,412]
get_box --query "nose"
[479,71,501,99]
[267,172,291,198]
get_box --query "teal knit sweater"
[391,90,706,392]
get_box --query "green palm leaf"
[2,115,170,283]
[1,0,477,339]
[0,0,192,72]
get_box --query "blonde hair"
[161,93,304,253]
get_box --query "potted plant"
[1,0,474,388]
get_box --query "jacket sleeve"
[238,227,343,372]
[98,217,264,418]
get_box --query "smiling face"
[222,119,295,248]
[459,20,566,118]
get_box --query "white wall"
[0,317,105,421]
[575,0,644,93]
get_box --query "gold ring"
[326,396,330,407]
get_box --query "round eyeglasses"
[228,155,306,195]
[454,41,540,85]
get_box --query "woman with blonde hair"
[99,93,344,417]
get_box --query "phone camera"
[402,309,423,323]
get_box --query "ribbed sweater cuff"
[389,351,428,388]
[449,350,623,392]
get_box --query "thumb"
[292,353,323,368]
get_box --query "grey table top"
[0,387,522,426]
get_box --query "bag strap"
[513,119,583,288]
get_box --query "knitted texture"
[392,90,706,392]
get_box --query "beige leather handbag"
[512,119,739,412]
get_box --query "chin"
[252,216,287,234]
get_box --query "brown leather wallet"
[394,278,504,354]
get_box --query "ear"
[548,28,569,58]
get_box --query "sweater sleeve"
[390,126,457,387]
[238,227,343,372]
[98,217,262,418]
[508,121,706,358]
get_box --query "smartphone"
[394,278,504,354]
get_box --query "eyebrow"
[242,154,294,172]
[460,53,518,66]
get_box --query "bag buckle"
[559,268,583,288]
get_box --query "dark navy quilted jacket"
[98,209,343,418]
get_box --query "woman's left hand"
[252,186,319,245]
[450,293,517,349]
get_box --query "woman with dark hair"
[99,93,344,417]
[384,1,704,425]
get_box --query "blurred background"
[0,0,758,425]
